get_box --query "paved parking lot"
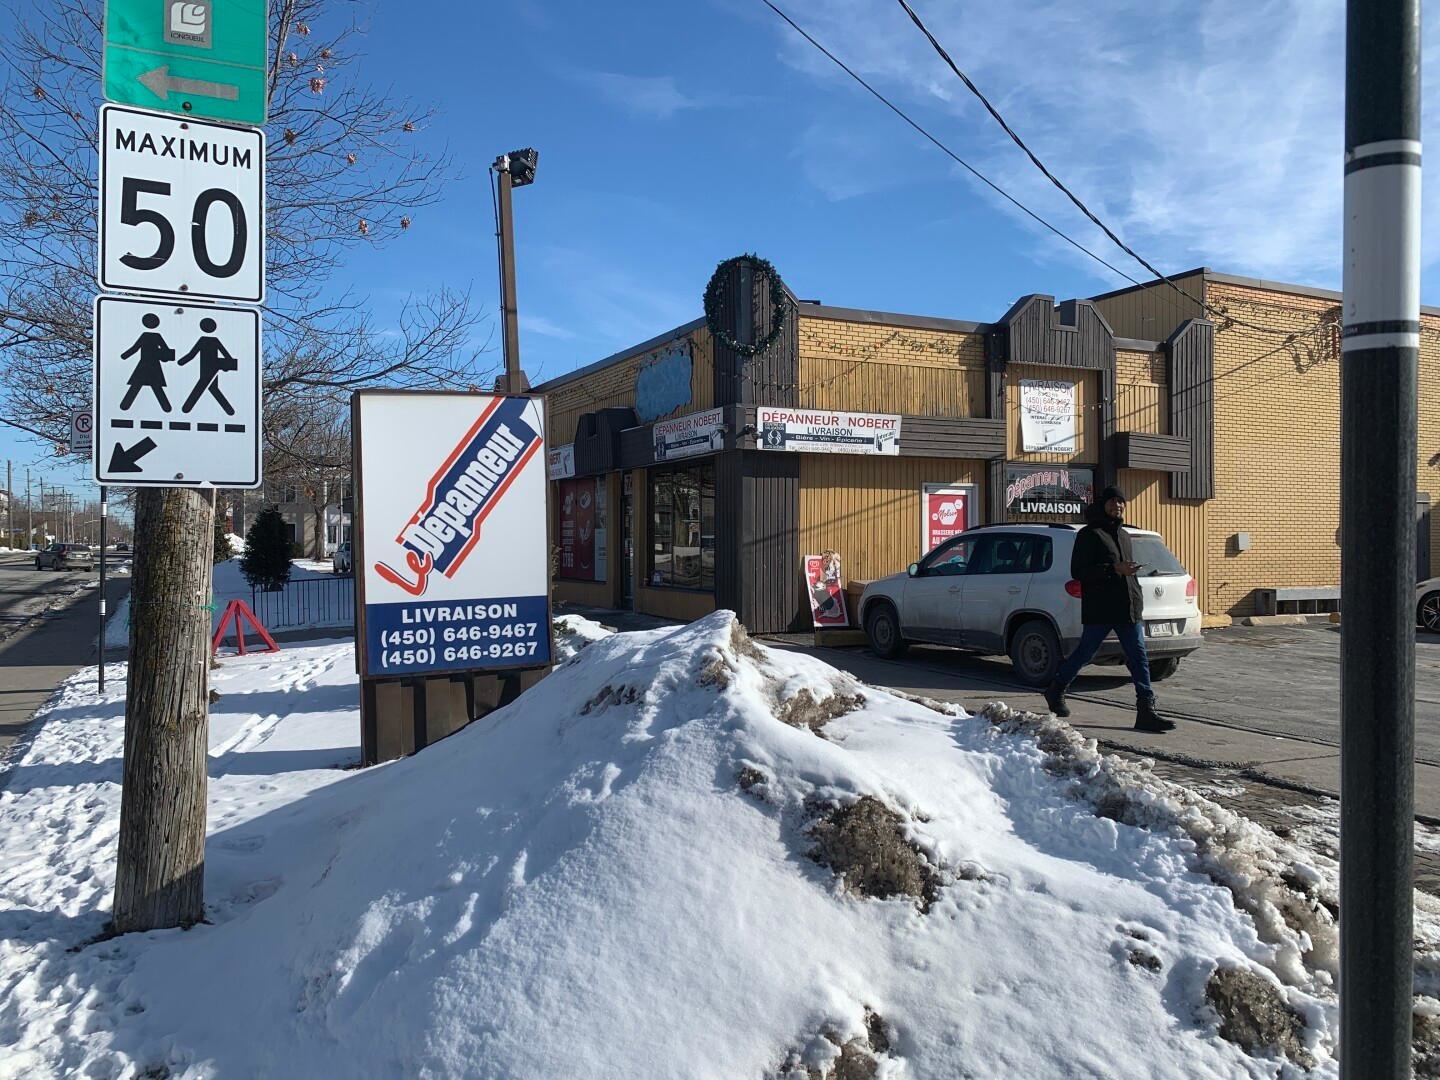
[780,623,1440,810]
[807,621,1440,761]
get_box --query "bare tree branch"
[0,0,496,455]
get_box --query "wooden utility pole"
[111,487,215,931]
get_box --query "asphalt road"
[0,551,130,768]
[810,622,1440,765]
[768,621,1440,818]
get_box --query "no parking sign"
[69,407,94,459]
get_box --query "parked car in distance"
[858,523,1203,686]
[332,541,353,575]
[1418,578,1440,633]
[35,543,95,572]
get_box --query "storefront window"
[649,463,715,590]
[1004,465,1094,522]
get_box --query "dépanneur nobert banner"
[355,393,551,678]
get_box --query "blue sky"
[8,0,1440,496]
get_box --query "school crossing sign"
[93,296,261,487]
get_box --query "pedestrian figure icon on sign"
[179,317,238,415]
[118,312,176,412]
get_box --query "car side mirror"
[907,563,919,578]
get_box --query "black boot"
[1044,681,1070,718]
[1134,694,1175,733]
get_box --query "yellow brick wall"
[1207,281,1440,615]
[545,329,714,447]
[796,316,986,416]
[1114,348,1168,435]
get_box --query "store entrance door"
[621,472,635,609]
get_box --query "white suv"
[858,523,1203,686]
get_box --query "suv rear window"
[1129,534,1185,575]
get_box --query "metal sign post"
[103,0,269,126]
[98,487,108,693]
[1341,0,1421,1071]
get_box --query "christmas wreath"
[703,254,788,358]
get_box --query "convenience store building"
[537,256,1440,632]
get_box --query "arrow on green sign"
[138,65,240,103]
[103,0,268,126]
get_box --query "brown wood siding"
[713,450,803,633]
[711,260,798,409]
[900,417,1006,458]
[1167,320,1216,500]
[635,586,715,622]
[796,316,986,416]
[554,581,613,608]
[799,455,984,586]
[1091,271,1206,341]
[1005,365,1100,464]
[1003,297,1114,369]
[1118,468,1208,608]
[1116,432,1191,472]
[546,329,715,449]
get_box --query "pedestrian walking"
[178,318,238,416]
[1043,486,1174,733]
[118,313,175,412]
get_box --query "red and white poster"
[923,485,972,556]
[557,477,602,581]
[804,551,848,628]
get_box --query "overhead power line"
[756,0,1140,287]
[889,0,1307,339]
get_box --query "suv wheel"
[1009,619,1060,687]
[34,559,41,570]
[1420,591,1440,634]
[1149,657,1181,682]
[864,603,908,659]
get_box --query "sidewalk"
[0,576,132,771]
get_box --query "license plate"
[1146,621,1176,638]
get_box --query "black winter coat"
[1071,505,1144,626]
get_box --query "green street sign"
[104,0,268,126]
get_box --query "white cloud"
[574,72,705,120]
[523,246,697,383]
[763,0,1440,287]
[520,314,577,341]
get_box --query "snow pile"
[4,611,1439,1077]
[552,612,613,662]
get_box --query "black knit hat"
[1097,485,1128,504]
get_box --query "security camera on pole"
[96,0,267,934]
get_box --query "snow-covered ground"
[2,612,1438,1078]
[105,558,347,647]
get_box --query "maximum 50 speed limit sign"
[98,104,264,304]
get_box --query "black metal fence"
[249,574,355,630]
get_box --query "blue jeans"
[1054,622,1153,700]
